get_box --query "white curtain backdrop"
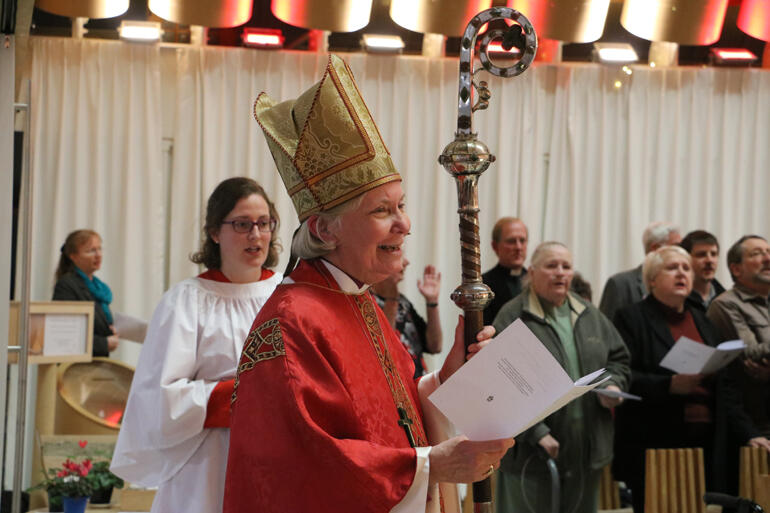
[28,38,165,363]
[27,37,770,368]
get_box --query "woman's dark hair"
[55,229,100,281]
[190,177,281,270]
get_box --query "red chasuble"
[224,259,426,513]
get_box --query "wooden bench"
[645,448,706,513]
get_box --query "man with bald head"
[599,221,681,321]
[483,217,528,326]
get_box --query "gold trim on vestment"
[351,293,428,448]
[232,318,285,404]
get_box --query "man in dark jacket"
[680,230,725,311]
[482,217,528,326]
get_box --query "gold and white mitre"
[253,54,401,222]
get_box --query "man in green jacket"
[493,242,631,513]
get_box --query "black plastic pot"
[89,486,114,505]
[47,490,63,512]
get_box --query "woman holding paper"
[53,229,119,356]
[492,241,631,513]
[612,245,722,512]
[111,177,284,513]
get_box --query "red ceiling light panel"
[709,47,758,65]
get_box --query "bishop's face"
[323,181,411,285]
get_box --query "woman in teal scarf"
[53,229,119,356]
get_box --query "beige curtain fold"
[29,38,165,366]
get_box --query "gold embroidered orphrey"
[232,318,285,404]
[253,54,401,222]
[353,293,428,448]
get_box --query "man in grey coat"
[707,235,770,434]
[599,221,681,322]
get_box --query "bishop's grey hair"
[291,195,366,259]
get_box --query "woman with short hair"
[111,176,283,513]
[613,245,721,512]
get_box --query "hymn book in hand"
[659,337,745,375]
[428,319,610,441]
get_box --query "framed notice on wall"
[8,301,93,364]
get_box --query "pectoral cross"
[397,406,416,448]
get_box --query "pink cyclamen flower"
[56,470,67,478]
[78,440,88,449]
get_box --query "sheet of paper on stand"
[659,337,745,375]
[44,314,87,355]
[428,319,610,441]
[592,387,642,401]
[113,311,149,343]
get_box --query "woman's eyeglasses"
[222,217,277,233]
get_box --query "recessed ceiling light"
[118,21,162,42]
[362,34,405,54]
[593,43,638,64]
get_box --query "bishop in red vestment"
[224,54,512,513]
[226,258,430,511]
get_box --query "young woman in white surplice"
[111,177,282,513]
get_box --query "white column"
[422,33,445,58]
[0,32,14,502]
[649,41,678,67]
[72,17,87,39]
[190,25,208,46]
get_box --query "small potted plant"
[31,457,94,513]
[28,464,63,512]
[86,460,125,505]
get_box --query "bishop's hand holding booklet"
[429,318,612,441]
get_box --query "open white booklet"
[659,337,745,375]
[428,319,609,441]
[113,312,149,343]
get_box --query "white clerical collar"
[321,259,370,294]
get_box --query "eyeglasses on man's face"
[222,217,277,234]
